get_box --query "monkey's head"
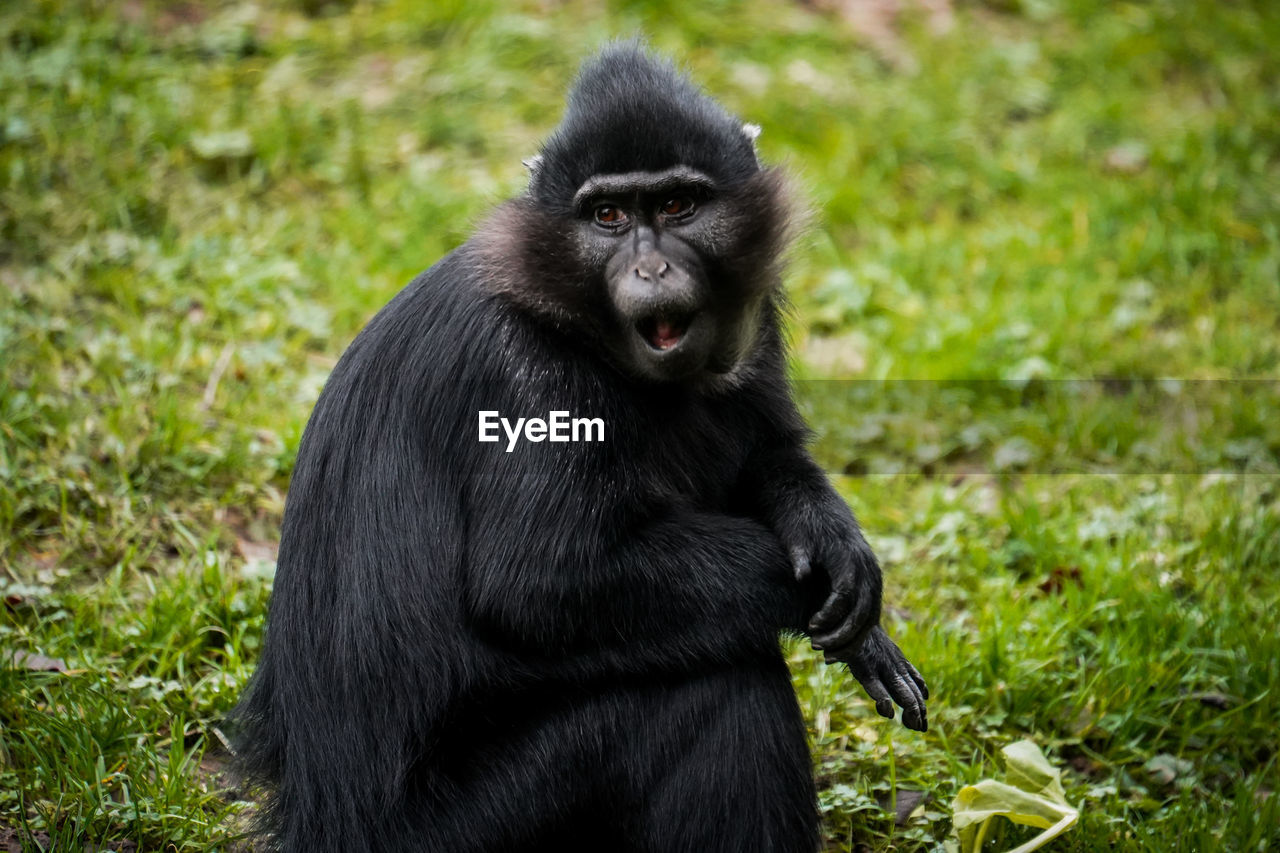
[480,44,793,384]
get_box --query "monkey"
[232,44,927,853]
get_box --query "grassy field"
[2,0,1278,850]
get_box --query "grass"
[1,0,1277,850]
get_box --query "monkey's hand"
[784,506,883,661]
[752,445,923,725]
[829,624,929,732]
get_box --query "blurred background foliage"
[1,0,1277,850]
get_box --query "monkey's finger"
[790,545,812,582]
[901,703,928,732]
[807,591,852,646]
[867,626,929,700]
[810,596,872,652]
[904,659,930,701]
[887,673,928,732]
[900,705,928,731]
[848,669,895,719]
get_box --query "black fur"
[232,44,926,853]
[529,48,760,215]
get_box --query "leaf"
[8,650,66,672]
[1103,140,1149,173]
[877,788,928,825]
[1036,565,1083,596]
[1144,753,1194,787]
[1002,740,1069,802]
[993,437,1036,471]
[190,129,254,162]
[951,739,1079,853]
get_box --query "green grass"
[2,0,1278,850]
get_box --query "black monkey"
[233,45,927,852]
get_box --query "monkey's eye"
[593,205,629,228]
[659,197,695,219]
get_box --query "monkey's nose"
[633,260,670,281]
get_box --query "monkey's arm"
[744,443,929,732]
[463,498,815,677]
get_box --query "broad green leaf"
[951,740,1079,853]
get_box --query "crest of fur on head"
[475,43,796,354]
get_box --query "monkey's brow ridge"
[572,167,716,208]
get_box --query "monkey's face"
[570,167,774,383]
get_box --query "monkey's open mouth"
[637,313,693,351]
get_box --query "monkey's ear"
[742,123,762,164]
[522,154,544,175]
